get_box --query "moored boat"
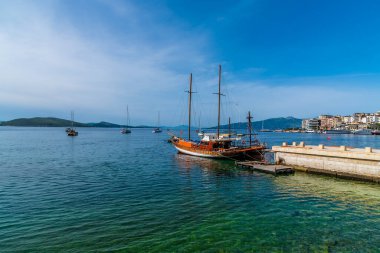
[121,105,132,134]
[67,129,78,136]
[170,66,265,160]
[323,129,351,134]
[372,130,380,135]
[353,129,372,135]
[67,111,78,137]
[152,128,162,133]
[152,112,162,133]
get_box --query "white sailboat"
[121,106,132,134]
[152,111,162,133]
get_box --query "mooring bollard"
[292,142,297,146]
[282,142,287,147]
[299,141,305,147]
[340,145,347,151]
[318,144,324,149]
[365,147,372,153]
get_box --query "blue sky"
[1,0,380,126]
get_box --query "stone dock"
[272,142,380,183]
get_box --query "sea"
[0,127,379,252]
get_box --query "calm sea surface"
[0,127,379,252]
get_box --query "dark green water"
[0,128,379,252]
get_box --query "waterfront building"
[302,118,320,130]
[319,115,342,130]
[313,111,380,131]
[342,116,354,124]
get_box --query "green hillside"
[0,117,119,128]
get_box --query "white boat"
[323,129,351,134]
[259,120,272,132]
[353,129,372,135]
[152,111,162,133]
[121,105,132,134]
[305,130,316,133]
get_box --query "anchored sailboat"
[67,111,78,136]
[170,65,266,159]
[152,111,162,133]
[121,106,132,134]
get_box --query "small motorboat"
[372,130,380,135]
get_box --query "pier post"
[299,141,305,147]
[340,146,347,151]
[282,142,287,147]
[365,147,372,153]
[292,142,297,146]
[318,144,324,150]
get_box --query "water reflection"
[174,153,237,176]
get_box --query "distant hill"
[0,117,86,127]
[210,117,302,130]
[0,117,142,128]
[0,116,302,129]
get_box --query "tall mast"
[247,111,253,146]
[213,65,224,139]
[217,65,221,139]
[187,73,193,140]
[198,116,201,132]
[228,117,231,138]
[127,105,129,127]
[71,111,74,128]
[158,111,160,127]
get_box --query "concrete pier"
[235,161,294,175]
[272,142,380,183]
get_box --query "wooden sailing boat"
[152,111,162,133]
[121,106,132,134]
[171,65,266,159]
[67,111,78,136]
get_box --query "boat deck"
[235,161,294,175]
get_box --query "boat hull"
[174,145,223,158]
[172,140,265,160]
[121,129,131,134]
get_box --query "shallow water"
[0,127,379,252]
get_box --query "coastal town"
[302,111,380,134]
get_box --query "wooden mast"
[213,65,224,139]
[71,111,74,128]
[187,73,193,140]
[228,117,231,138]
[247,111,253,146]
[127,105,129,128]
[217,65,221,139]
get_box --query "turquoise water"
[0,127,379,252]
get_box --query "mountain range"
[0,116,302,129]
[214,117,302,130]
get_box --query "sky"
[1,0,380,126]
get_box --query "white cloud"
[0,0,210,124]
